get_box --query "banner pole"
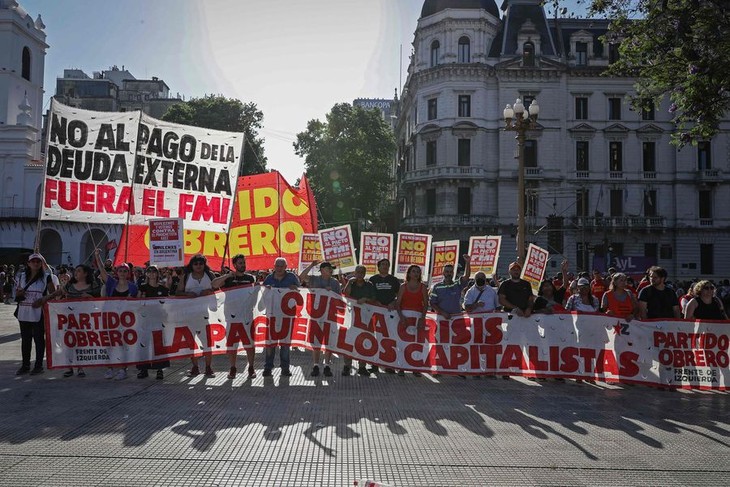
[35,100,55,252]
[122,111,143,264]
[277,170,282,258]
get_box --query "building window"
[642,142,656,172]
[458,36,470,63]
[576,141,589,171]
[524,140,537,167]
[427,98,437,120]
[457,187,471,214]
[609,141,622,172]
[698,141,712,170]
[699,190,712,219]
[426,189,437,215]
[426,140,437,166]
[610,190,623,217]
[700,244,714,275]
[608,97,622,120]
[458,95,471,117]
[523,42,535,67]
[576,42,588,65]
[458,139,471,167]
[576,190,589,217]
[577,242,589,271]
[645,243,658,261]
[575,97,588,120]
[430,40,440,67]
[21,47,31,81]
[547,216,564,254]
[643,190,657,217]
[660,244,673,260]
[608,43,620,64]
[641,99,655,121]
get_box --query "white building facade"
[0,1,115,266]
[395,0,730,280]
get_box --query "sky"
[20,0,588,184]
[20,0,424,183]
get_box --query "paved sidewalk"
[0,303,728,486]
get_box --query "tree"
[585,0,730,146]
[162,95,267,174]
[294,103,396,227]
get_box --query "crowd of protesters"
[4,252,729,381]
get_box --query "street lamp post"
[503,98,539,264]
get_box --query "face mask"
[475,278,486,287]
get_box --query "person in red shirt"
[601,273,639,321]
[590,269,607,303]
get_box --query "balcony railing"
[576,170,590,179]
[0,207,39,220]
[572,216,666,230]
[401,214,495,228]
[402,166,487,183]
[642,171,656,179]
[699,218,714,226]
[609,171,624,179]
[696,169,721,182]
[524,167,543,178]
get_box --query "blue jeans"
[265,346,290,370]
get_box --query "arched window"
[21,47,31,81]
[458,36,471,63]
[430,40,440,67]
[523,42,535,67]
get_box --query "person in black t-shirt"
[212,254,257,379]
[498,261,535,316]
[638,266,680,319]
[137,266,171,379]
[369,259,400,309]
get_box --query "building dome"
[420,0,500,19]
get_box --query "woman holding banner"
[601,273,639,321]
[95,249,139,380]
[136,266,171,380]
[395,265,429,377]
[56,264,101,378]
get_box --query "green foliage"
[162,95,267,174]
[294,103,396,226]
[587,0,730,146]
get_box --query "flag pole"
[122,110,143,264]
[34,100,55,252]
[219,134,246,272]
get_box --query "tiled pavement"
[0,304,728,486]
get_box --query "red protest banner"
[468,236,501,278]
[318,225,357,272]
[521,243,549,294]
[115,171,317,270]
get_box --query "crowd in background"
[4,252,729,382]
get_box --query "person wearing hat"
[14,253,58,375]
[212,254,258,380]
[565,277,600,312]
[498,261,535,317]
[299,260,342,377]
[178,254,217,377]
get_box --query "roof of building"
[421,0,500,19]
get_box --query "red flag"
[105,240,118,251]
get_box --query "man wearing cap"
[262,257,300,377]
[299,260,342,377]
[212,254,258,379]
[498,261,535,317]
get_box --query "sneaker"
[16,365,30,375]
[384,368,395,374]
[104,368,115,380]
[281,368,292,377]
[115,369,128,381]
[370,366,380,374]
[77,369,86,378]
[204,367,216,377]
[262,368,273,377]
[30,367,44,375]
[137,370,149,379]
[227,367,237,379]
[323,366,333,377]
[248,366,256,378]
[156,370,164,380]
[188,366,200,377]
[358,366,369,376]
[62,369,74,378]
[342,365,351,376]
[310,365,320,377]
[397,370,405,377]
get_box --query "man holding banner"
[430,255,472,319]
[498,261,535,317]
[262,258,300,377]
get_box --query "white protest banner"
[42,101,140,224]
[395,232,432,280]
[360,232,393,277]
[298,233,324,275]
[45,289,729,390]
[130,113,244,233]
[468,236,501,278]
[149,218,184,267]
[521,243,549,294]
[318,224,357,272]
[430,240,459,286]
